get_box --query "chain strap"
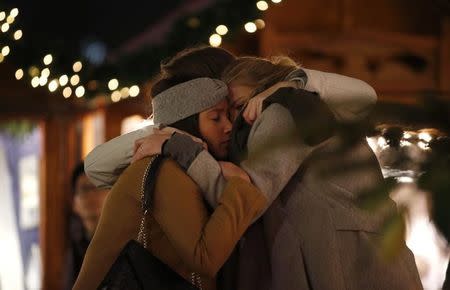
[137,155,203,290]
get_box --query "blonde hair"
[221,56,299,99]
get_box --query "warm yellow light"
[75,86,85,97]
[48,79,59,92]
[41,68,50,78]
[43,54,53,65]
[256,1,269,11]
[15,69,23,80]
[216,25,228,35]
[108,78,119,91]
[1,23,10,33]
[0,12,5,21]
[10,8,19,18]
[31,76,40,88]
[63,87,72,98]
[6,16,15,24]
[244,22,257,33]
[13,30,22,40]
[120,87,130,98]
[1,46,10,56]
[0,54,4,63]
[73,61,82,72]
[29,66,39,77]
[111,91,121,102]
[70,74,80,86]
[255,19,266,29]
[209,34,222,47]
[59,75,68,86]
[129,85,140,97]
[271,0,282,3]
[39,76,48,86]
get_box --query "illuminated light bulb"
[63,87,72,98]
[418,132,432,142]
[256,1,269,11]
[1,23,10,33]
[111,91,121,103]
[209,34,222,47]
[0,54,4,63]
[216,25,228,35]
[29,66,39,77]
[10,8,19,18]
[73,61,82,72]
[255,19,266,29]
[13,30,22,40]
[129,85,140,97]
[43,54,53,65]
[15,68,24,80]
[75,86,85,97]
[120,87,130,98]
[0,12,5,21]
[108,78,119,90]
[41,68,50,78]
[70,74,80,86]
[39,76,48,86]
[111,91,121,102]
[31,76,40,88]
[244,22,257,33]
[48,79,59,92]
[271,0,282,3]
[1,46,10,56]
[59,75,68,86]
[6,16,15,24]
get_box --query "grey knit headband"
[152,77,228,125]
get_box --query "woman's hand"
[219,161,251,183]
[243,80,299,125]
[132,128,207,163]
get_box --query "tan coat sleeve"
[152,159,267,278]
[73,157,267,289]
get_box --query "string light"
[1,46,10,56]
[0,54,4,63]
[129,85,140,97]
[244,22,257,33]
[0,12,5,21]
[209,34,222,47]
[29,66,39,77]
[70,74,80,86]
[13,30,22,40]
[39,76,48,86]
[43,54,53,65]
[271,0,282,3]
[111,91,121,102]
[120,87,130,98]
[215,25,228,35]
[10,8,19,18]
[63,87,72,98]
[75,86,85,97]
[15,69,24,80]
[255,19,266,29]
[6,16,15,24]
[41,68,50,78]
[1,23,10,33]
[31,76,40,88]
[256,1,269,11]
[48,79,59,92]
[59,75,68,86]
[73,61,82,72]
[108,78,119,90]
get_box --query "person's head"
[221,56,299,120]
[71,162,108,236]
[149,46,235,160]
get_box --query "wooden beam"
[440,17,450,93]
[40,115,77,290]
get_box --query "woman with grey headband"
[73,76,270,290]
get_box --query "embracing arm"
[302,68,377,121]
[170,104,311,217]
[84,125,154,188]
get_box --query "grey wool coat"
[186,103,423,290]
